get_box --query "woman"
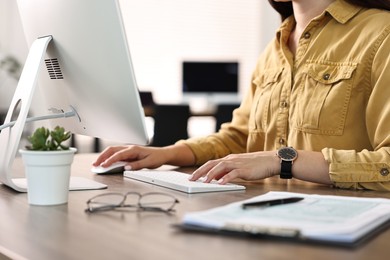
[93,0,390,191]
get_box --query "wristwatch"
[276,147,298,179]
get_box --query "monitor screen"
[182,61,239,93]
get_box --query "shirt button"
[323,73,330,80]
[279,138,285,145]
[380,168,389,176]
[281,101,288,108]
[303,32,311,39]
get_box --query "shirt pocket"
[249,68,283,132]
[293,62,357,135]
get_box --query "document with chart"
[178,191,390,247]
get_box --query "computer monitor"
[0,0,148,192]
[183,61,239,94]
[182,61,240,108]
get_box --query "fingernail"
[217,178,224,184]
[124,165,132,170]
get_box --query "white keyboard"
[123,170,246,194]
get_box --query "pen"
[242,197,304,209]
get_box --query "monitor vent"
[45,58,64,79]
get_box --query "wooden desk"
[1,154,390,260]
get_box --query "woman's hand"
[189,150,332,185]
[189,151,280,184]
[92,144,196,171]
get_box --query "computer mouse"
[91,161,128,174]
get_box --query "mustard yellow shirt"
[179,0,390,191]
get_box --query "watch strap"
[280,160,293,179]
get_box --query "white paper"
[182,191,390,243]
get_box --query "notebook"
[123,170,246,193]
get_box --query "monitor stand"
[0,36,106,192]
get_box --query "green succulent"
[26,126,72,151]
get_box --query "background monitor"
[181,61,240,112]
[182,61,239,94]
[0,0,148,191]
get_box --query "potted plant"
[19,126,77,206]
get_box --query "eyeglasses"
[85,191,179,214]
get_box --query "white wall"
[119,0,280,103]
[0,0,280,108]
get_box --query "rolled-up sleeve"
[322,29,390,191]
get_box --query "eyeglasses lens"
[139,193,177,212]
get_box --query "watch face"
[278,147,297,161]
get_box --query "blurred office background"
[0,0,280,152]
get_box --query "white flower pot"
[19,147,77,206]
